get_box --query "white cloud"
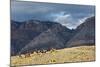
[51,12,90,29]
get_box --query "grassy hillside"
[11,46,95,66]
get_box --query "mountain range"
[11,16,95,56]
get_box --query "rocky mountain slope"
[66,16,95,47]
[19,23,74,54]
[11,20,75,55]
[11,16,95,55]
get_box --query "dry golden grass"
[11,45,95,66]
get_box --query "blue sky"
[11,1,95,29]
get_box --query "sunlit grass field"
[11,45,95,66]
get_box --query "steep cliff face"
[11,20,58,55]
[11,20,74,55]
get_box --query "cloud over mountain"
[49,12,88,29]
[11,1,95,23]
